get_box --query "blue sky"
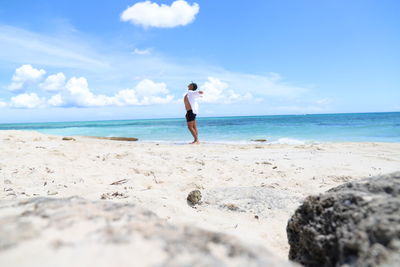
[0,0,399,123]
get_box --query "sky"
[0,0,399,123]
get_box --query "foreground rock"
[287,172,400,267]
[0,197,294,267]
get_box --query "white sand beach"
[1,130,400,265]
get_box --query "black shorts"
[185,110,197,122]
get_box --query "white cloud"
[10,93,45,108]
[3,67,175,108]
[113,89,139,106]
[0,99,7,108]
[121,0,200,28]
[135,79,169,96]
[47,77,174,108]
[200,77,228,103]
[47,94,63,107]
[200,77,253,104]
[39,72,66,92]
[114,79,174,106]
[133,48,151,55]
[49,77,115,107]
[8,64,46,92]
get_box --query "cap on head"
[190,82,198,90]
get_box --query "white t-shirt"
[186,90,202,114]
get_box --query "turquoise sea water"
[1,112,399,143]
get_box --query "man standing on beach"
[184,82,203,144]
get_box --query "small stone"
[255,215,259,219]
[51,240,65,249]
[47,191,58,196]
[272,166,278,169]
[187,190,202,206]
[224,203,239,211]
[4,179,12,184]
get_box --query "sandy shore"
[1,130,400,264]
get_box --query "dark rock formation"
[287,172,400,267]
[0,197,295,266]
[86,136,138,141]
[62,137,76,141]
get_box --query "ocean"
[1,112,399,144]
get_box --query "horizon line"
[1,110,399,125]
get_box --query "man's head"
[188,82,198,91]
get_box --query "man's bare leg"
[187,121,199,144]
[192,120,199,144]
